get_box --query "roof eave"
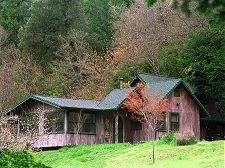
[5,95,61,115]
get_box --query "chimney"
[119,78,124,89]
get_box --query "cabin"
[5,73,211,148]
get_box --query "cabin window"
[134,121,142,130]
[19,113,38,134]
[68,112,80,133]
[174,87,180,97]
[170,113,179,131]
[68,112,96,134]
[216,125,224,138]
[44,112,64,133]
[157,112,166,131]
[81,113,96,134]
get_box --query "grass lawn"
[35,140,225,168]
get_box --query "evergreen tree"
[0,0,32,44]
[179,27,225,117]
[19,0,84,66]
[84,0,114,53]
[146,0,225,23]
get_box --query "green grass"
[35,140,225,168]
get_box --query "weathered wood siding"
[96,112,114,144]
[10,99,116,148]
[34,134,96,147]
[124,84,201,142]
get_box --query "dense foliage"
[0,0,31,44]
[146,0,225,23]
[108,59,153,89]
[84,0,114,53]
[19,0,84,66]
[0,149,50,168]
[159,26,225,117]
[179,27,225,115]
[0,0,224,120]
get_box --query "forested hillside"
[0,0,224,118]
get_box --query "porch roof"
[5,88,135,114]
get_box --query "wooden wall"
[123,84,201,143]
[34,134,96,148]
[11,99,116,147]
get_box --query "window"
[44,112,64,133]
[157,112,166,131]
[68,112,80,133]
[68,112,96,134]
[133,121,142,130]
[170,113,179,131]
[174,87,180,97]
[216,125,224,138]
[19,113,39,134]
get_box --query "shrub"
[160,132,176,145]
[176,132,198,146]
[0,149,50,168]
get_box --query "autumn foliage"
[123,83,169,138]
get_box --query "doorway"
[113,116,124,143]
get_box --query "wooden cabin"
[5,73,210,148]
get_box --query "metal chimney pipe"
[119,78,124,89]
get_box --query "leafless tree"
[0,45,43,112]
[112,0,208,74]
[55,31,113,100]
[0,106,62,151]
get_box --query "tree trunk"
[152,140,155,164]
[152,130,156,164]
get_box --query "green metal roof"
[98,88,135,110]
[5,88,134,114]
[5,95,101,114]
[136,73,210,117]
[5,73,209,117]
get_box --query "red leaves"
[123,84,169,131]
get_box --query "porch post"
[64,110,68,133]
[115,114,118,143]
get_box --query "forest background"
[0,0,224,118]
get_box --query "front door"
[113,116,124,143]
[118,116,123,143]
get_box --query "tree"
[19,0,84,66]
[112,0,207,74]
[179,27,225,117]
[107,59,154,89]
[146,0,225,23]
[123,83,169,163]
[0,0,32,44]
[84,0,114,53]
[69,109,88,145]
[0,45,44,111]
[159,39,183,77]
[55,30,113,100]
[0,108,63,150]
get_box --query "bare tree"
[68,109,88,145]
[55,31,114,100]
[0,45,43,112]
[112,0,208,74]
[0,106,62,151]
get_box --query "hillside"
[35,140,224,168]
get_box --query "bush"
[0,149,50,168]
[176,132,198,146]
[160,132,176,145]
